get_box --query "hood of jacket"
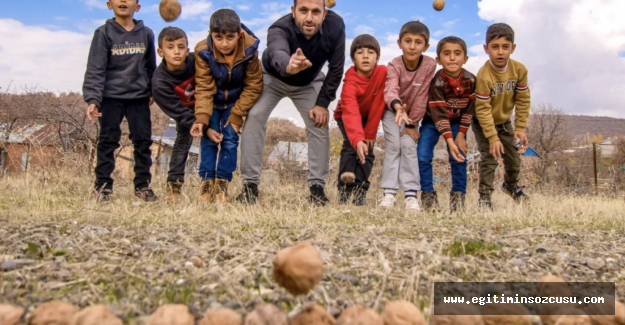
[344,64,384,86]
[105,18,145,33]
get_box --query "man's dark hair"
[485,23,515,44]
[350,34,380,61]
[436,36,467,57]
[293,0,325,8]
[399,21,430,44]
[209,8,241,34]
[157,27,188,48]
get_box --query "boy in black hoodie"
[152,27,196,202]
[83,0,157,203]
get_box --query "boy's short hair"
[157,27,188,48]
[350,34,380,60]
[209,8,241,34]
[293,0,325,8]
[436,36,467,57]
[485,23,515,44]
[399,21,430,44]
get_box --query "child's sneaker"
[404,196,421,211]
[199,180,215,203]
[338,186,352,205]
[165,181,183,202]
[309,184,329,206]
[93,189,112,203]
[478,192,493,211]
[501,182,529,202]
[421,191,439,211]
[449,192,465,213]
[378,193,396,208]
[353,188,367,206]
[134,187,158,202]
[214,178,230,203]
[235,183,259,204]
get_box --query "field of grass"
[1,168,625,324]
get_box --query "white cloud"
[354,25,374,36]
[0,19,92,94]
[83,0,106,9]
[477,0,625,118]
[237,4,251,10]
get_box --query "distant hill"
[565,115,625,139]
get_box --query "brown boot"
[421,191,439,211]
[214,178,230,203]
[199,180,215,203]
[450,192,466,212]
[165,181,183,202]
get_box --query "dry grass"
[1,168,625,324]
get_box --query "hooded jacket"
[333,65,387,150]
[152,53,196,130]
[194,24,264,127]
[83,19,157,108]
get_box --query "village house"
[0,123,68,174]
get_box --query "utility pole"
[593,142,598,194]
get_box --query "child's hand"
[190,123,204,137]
[208,128,223,143]
[87,104,102,123]
[515,130,529,147]
[224,121,241,134]
[401,127,420,142]
[446,138,465,163]
[365,139,376,150]
[394,103,412,126]
[149,97,155,106]
[356,141,368,164]
[455,133,468,155]
[489,141,505,160]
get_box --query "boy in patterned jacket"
[380,21,437,211]
[418,36,476,213]
[473,23,531,210]
[190,8,263,203]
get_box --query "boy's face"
[397,33,430,62]
[436,43,468,77]
[157,38,189,71]
[353,47,378,77]
[211,31,242,56]
[107,0,140,19]
[483,37,516,68]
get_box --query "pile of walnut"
[2,246,624,325]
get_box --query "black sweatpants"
[336,118,375,191]
[95,97,153,191]
[167,123,193,183]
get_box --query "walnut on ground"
[338,305,382,325]
[70,305,123,325]
[272,242,324,296]
[0,304,25,325]
[244,303,288,325]
[431,301,484,325]
[198,308,242,325]
[30,301,78,325]
[145,304,194,325]
[291,303,336,325]
[381,300,427,325]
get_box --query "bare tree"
[526,103,572,181]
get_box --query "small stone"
[606,258,616,264]
[55,257,67,264]
[535,246,549,253]
[81,225,110,235]
[143,241,159,249]
[509,258,526,267]
[332,273,359,286]
[0,259,36,271]
[511,239,527,247]
[176,279,185,285]
[184,262,194,269]
[254,232,265,239]
[586,258,605,270]
[132,202,142,207]
[189,256,203,268]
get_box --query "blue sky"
[1,0,486,45]
[1,0,625,126]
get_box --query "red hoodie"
[333,64,387,150]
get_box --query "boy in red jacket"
[333,34,387,206]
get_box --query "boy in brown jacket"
[189,8,263,203]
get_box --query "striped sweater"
[384,55,437,127]
[474,58,531,143]
[427,69,476,139]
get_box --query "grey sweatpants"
[240,71,329,188]
[380,110,420,196]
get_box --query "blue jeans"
[199,107,239,182]
[417,117,467,194]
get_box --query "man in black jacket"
[236,0,346,206]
